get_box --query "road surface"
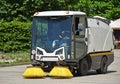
[0,49,120,84]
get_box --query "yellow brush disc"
[22,66,46,78]
[49,66,73,78]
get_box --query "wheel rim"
[97,57,107,74]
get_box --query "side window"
[75,17,86,36]
[74,16,87,58]
[75,17,80,35]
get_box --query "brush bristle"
[22,66,46,78]
[49,66,73,78]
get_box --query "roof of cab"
[34,11,86,16]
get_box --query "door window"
[75,16,87,58]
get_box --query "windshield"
[31,16,72,53]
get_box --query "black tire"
[77,58,88,76]
[96,57,108,74]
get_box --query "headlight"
[54,47,65,60]
[37,49,43,55]
[55,48,63,55]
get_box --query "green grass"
[0,50,30,66]
[115,45,120,49]
[117,45,120,49]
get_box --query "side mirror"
[75,23,84,35]
[78,23,83,31]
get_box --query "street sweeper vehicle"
[23,11,114,78]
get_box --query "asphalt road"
[0,49,120,84]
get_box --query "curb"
[0,62,30,67]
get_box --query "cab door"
[74,16,87,59]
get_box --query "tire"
[96,57,108,74]
[77,58,88,76]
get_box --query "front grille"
[44,47,55,53]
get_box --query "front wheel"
[77,58,88,76]
[96,57,108,74]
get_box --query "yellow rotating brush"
[22,66,46,78]
[49,66,73,78]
